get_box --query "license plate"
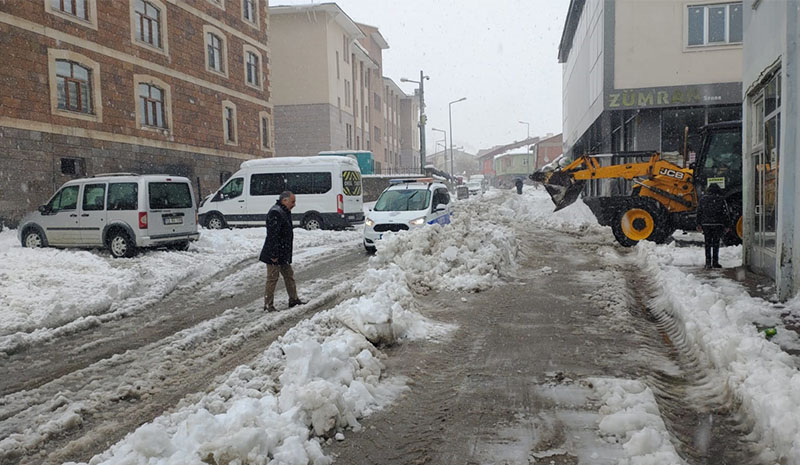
[163,217,183,225]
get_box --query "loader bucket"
[530,170,585,211]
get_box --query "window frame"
[259,111,272,152]
[686,2,743,49]
[44,0,98,30]
[55,60,93,115]
[241,0,259,28]
[48,49,102,122]
[222,100,238,145]
[203,25,229,77]
[133,74,173,133]
[242,45,263,90]
[130,0,169,56]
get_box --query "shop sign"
[607,84,739,109]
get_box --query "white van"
[363,178,452,252]
[199,156,364,230]
[18,174,199,258]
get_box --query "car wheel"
[303,214,324,231]
[206,213,226,230]
[23,229,45,248]
[364,241,376,254]
[108,231,136,258]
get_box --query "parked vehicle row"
[17,158,461,259]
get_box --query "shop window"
[661,107,705,158]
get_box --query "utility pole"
[449,97,467,177]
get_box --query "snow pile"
[637,241,798,463]
[0,227,360,354]
[497,186,601,230]
[591,378,687,465]
[370,196,517,292]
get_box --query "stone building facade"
[0,0,273,225]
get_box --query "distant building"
[383,77,404,173]
[742,1,799,299]
[0,0,272,225]
[533,133,563,171]
[399,91,421,173]
[559,0,743,161]
[476,137,539,183]
[426,148,477,176]
[356,22,391,171]
[493,152,535,187]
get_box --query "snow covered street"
[2,188,800,464]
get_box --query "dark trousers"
[703,225,724,265]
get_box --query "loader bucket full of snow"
[530,170,585,212]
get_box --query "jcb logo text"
[658,168,685,180]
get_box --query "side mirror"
[433,203,446,213]
[38,205,50,214]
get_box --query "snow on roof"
[240,156,359,169]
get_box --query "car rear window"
[148,182,193,209]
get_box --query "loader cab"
[692,121,742,195]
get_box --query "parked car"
[199,156,364,230]
[363,178,452,252]
[466,180,483,195]
[18,174,199,258]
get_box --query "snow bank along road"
[3,188,800,464]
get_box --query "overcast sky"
[271,0,568,154]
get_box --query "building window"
[139,83,166,128]
[204,26,228,76]
[345,80,351,107]
[48,50,102,122]
[60,157,85,176]
[338,97,342,123]
[52,0,87,20]
[343,35,350,63]
[242,0,258,24]
[336,51,340,79]
[346,123,353,148]
[688,2,743,47]
[207,0,225,9]
[55,60,93,114]
[134,0,162,49]
[222,101,237,144]
[260,112,271,150]
[244,47,261,88]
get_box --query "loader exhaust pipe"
[530,170,585,212]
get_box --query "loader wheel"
[722,214,744,246]
[611,199,668,247]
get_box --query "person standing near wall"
[696,183,730,270]
[259,191,305,311]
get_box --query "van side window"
[438,189,450,205]
[108,183,139,210]
[285,172,332,194]
[82,184,106,211]
[218,177,243,200]
[250,173,284,196]
[48,185,80,211]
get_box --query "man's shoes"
[264,304,277,312]
[713,263,723,269]
[288,298,307,308]
[704,263,712,270]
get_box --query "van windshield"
[374,189,431,212]
[149,182,193,209]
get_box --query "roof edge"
[557,0,586,64]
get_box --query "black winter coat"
[259,201,294,265]
[697,190,730,227]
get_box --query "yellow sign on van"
[343,170,362,196]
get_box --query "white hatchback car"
[363,178,452,252]
[18,174,199,258]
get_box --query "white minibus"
[199,156,364,230]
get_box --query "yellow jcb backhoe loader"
[531,121,743,247]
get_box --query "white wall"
[270,13,331,105]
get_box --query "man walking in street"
[260,191,305,311]
[696,183,730,269]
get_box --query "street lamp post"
[401,71,430,174]
[432,128,446,171]
[449,97,467,176]
[518,120,530,141]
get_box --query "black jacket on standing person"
[259,201,293,265]
[696,184,730,227]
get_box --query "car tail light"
[139,212,148,229]
[195,211,199,224]
[337,194,343,215]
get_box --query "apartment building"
[383,77,403,173]
[399,91,421,173]
[559,0,742,161]
[0,0,273,225]
[356,22,390,172]
[270,3,373,159]
[741,0,799,299]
